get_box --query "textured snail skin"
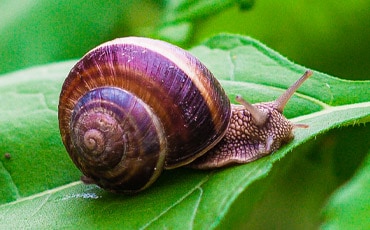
[59,36,312,193]
[189,103,294,169]
[189,70,313,169]
[58,37,231,193]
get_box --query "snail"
[58,37,312,194]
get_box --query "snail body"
[58,37,312,193]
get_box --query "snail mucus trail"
[58,37,312,194]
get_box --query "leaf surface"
[321,152,370,230]
[0,34,369,229]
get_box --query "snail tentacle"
[189,71,312,169]
[58,36,312,192]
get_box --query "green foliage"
[0,0,369,229]
[1,0,369,80]
[321,152,370,229]
[0,0,135,74]
[0,34,369,229]
[193,0,370,80]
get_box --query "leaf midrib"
[292,101,370,123]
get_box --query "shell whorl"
[58,37,231,192]
[69,87,167,192]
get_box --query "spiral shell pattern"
[70,87,166,192]
[58,37,231,192]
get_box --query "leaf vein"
[29,193,51,217]
[189,187,203,229]
[292,101,370,123]
[0,181,82,208]
[210,163,271,228]
[0,162,20,201]
[140,175,210,230]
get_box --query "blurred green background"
[1,0,369,80]
[1,1,369,229]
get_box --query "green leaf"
[162,0,246,23]
[0,63,80,203]
[0,34,369,229]
[0,0,138,74]
[156,0,255,45]
[321,152,370,230]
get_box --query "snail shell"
[59,37,312,194]
[58,37,231,193]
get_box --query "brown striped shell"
[58,37,231,193]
